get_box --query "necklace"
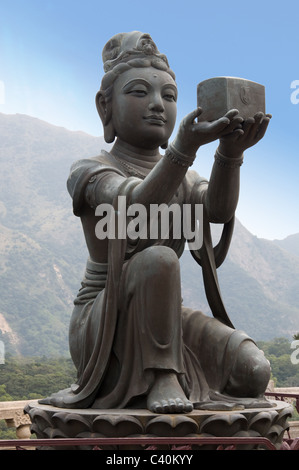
[112,154,150,179]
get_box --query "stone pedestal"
[24,400,293,450]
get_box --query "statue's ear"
[95,91,115,143]
[95,91,108,124]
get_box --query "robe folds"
[40,151,253,409]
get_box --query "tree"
[257,337,299,387]
[0,384,12,401]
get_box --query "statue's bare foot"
[147,371,193,413]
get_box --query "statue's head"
[96,31,177,150]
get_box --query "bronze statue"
[40,31,272,413]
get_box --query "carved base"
[24,400,292,450]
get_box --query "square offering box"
[197,77,265,121]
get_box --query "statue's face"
[111,66,177,150]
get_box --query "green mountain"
[0,113,298,356]
[0,113,104,356]
[180,220,299,340]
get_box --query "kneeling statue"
[40,31,272,413]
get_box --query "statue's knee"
[125,246,181,302]
[137,246,180,279]
[225,341,271,397]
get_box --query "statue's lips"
[143,115,166,125]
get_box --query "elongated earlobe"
[104,121,116,143]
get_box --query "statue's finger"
[185,107,203,124]
[206,116,230,133]
[224,109,240,120]
[256,116,271,140]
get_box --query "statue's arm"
[86,155,193,209]
[185,111,272,224]
[200,150,242,223]
[89,109,243,208]
[85,110,271,215]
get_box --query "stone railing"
[0,400,33,442]
[265,386,299,440]
[266,385,299,413]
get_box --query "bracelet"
[164,143,195,167]
[215,149,244,169]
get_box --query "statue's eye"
[126,85,148,97]
[130,90,147,96]
[163,87,177,102]
[164,93,176,102]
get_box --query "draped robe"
[40,150,254,409]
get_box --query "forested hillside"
[0,113,103,355]
[180,219,299,340]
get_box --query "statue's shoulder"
[67,150,124,215]
[69,150,117,174]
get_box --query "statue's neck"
[111,140,161,169]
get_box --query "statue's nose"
[148,93,164,112]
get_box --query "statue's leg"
[122,245,193,413]
[182,308,270,400]
[223,340,271,398]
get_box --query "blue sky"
[1,0,298,240]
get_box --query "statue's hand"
[172,108,243,157]
[218,112,272,158]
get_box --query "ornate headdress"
[102,31,171,73]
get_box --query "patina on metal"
[39,31,273,415]
[197,77,265,121]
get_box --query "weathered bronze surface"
[197,77,265,121]
[39,31,272,415]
